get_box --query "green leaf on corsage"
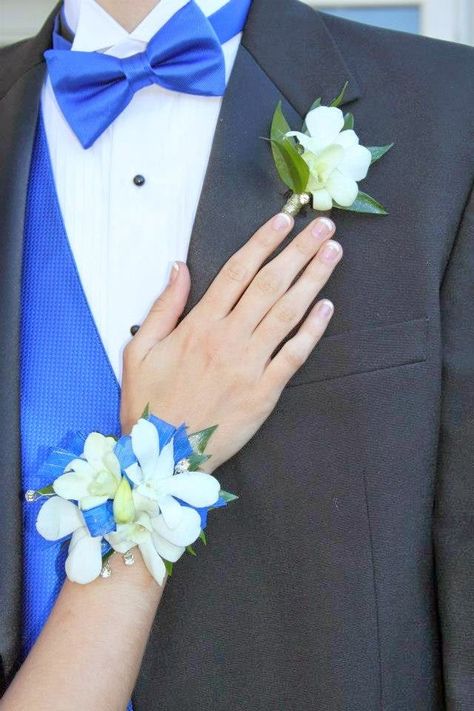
[219,490,239,504]
[37,484,55,496]
[187,452,211,471]
[189,425,218,455]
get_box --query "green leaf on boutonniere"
[164,560,174,577]
[199,530,207,545]
[270,102,310,193]
[271,100,292,141]
[335,191,388,215]
[368,143,394,164]
[141,403,150,419]
[219,490,239,504]
[187,545,197,557]
[330,81,349,108]
[343,113,354,130]
[270,137,310,193]
[189,425,218,454]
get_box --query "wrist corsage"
[26,411,237,585]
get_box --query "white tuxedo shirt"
[42,0,242,380]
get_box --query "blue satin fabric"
[20,115,135,709]
[46,0,252,148]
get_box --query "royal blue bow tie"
[45,0,251,149]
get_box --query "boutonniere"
[269,83,393,217]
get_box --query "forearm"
[1,552,164,711]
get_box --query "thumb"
[133,261,191,352]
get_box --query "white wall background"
[1,0,473,46]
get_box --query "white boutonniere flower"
[269,82,393,217]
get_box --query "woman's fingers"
[229,216,335,332]
[262,298,335,394]
[197,212,295,319]
[128,261,191,356]
[251,239,343,360]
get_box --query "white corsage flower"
[269,83,393,217]
[36,496,103,584]
[53,432,122,510]
[287,106,372,210]
[105,474,203,585]
[127,418,220,528]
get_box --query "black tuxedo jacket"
[1,1,474,708]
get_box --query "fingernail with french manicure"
[169,261,180,284]
[312,217,335,239]
[272,213,293,232]
[320,240,342,263]
[316,299,334,319]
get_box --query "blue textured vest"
[20,114,133,709]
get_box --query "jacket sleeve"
[434,179,474,710]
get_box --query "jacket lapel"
[185,0,362,311]
[0,9,55,684]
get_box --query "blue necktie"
[45,0,251,149]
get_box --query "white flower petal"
[138,537,167,586]
[105,527,136,554]
[314,144,344,180]
[152,531,186,563]
[152,439,175,483]
[65,528,103,584]
[152,507,202,547]
[286,131,317,153]
[125,462,143,486]
[64,458,92,475]
[131,419,161,481]
[338,144,372,181]
[53,469,91,501]
[305,106,345,151]
[132,489,159,516]
[83,432,114,465]
[161,472,220,508]
[135,512,154,533]
[159,494,184,529]
[312,189,333,211]
[103,451,122,481]
[36,496,84,540]
[109,538,135,554]
[326,170,359,207]
[333,129,359,148]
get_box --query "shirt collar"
[64,0,232,54]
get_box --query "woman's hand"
[121,213,342,471]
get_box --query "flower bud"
[113,477,135,525]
